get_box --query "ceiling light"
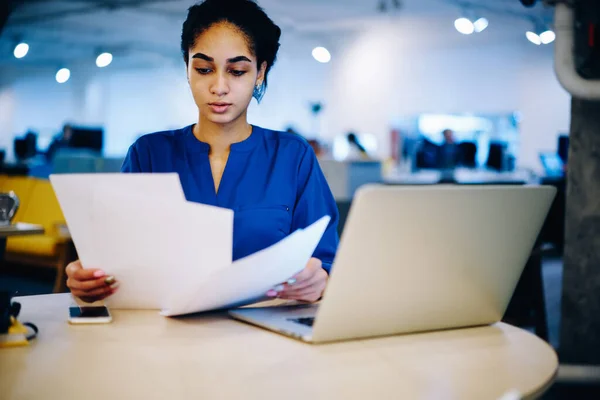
[13,42,29,59]
[473,17,489,33]
[526,31,542,45]
[96,52,113,68]
[56,68,71,83]
[312,47,331,63]
[540,30,556,44]
[454,17,475,35]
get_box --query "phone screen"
[69,306,110,318]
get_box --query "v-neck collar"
[183,124,261,154]
[182,124,262,205]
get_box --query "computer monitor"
[539,152,565,177]
[68,127,104,153]
[558,135,569,164]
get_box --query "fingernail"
[104,276,116,285]
[93,270,105,278]
[274,285,284,292]
[266,290,277,297]
[110,282,120,290]
[286,278,297,286]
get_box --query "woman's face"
[187,22,266,125]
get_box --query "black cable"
[3,299,39,342]
[23,322,38,341]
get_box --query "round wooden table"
[0,294,558,399]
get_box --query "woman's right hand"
[65,260,119,303]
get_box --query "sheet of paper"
[161,215,331,316]
[50,173,186,268]
[52,173,332,315]
[90,188,233,310]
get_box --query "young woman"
[65,0,339,305]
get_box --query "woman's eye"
[230,70,246,77]
[195,68,212,75]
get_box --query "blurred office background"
[0,1,596,397]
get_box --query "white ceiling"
[0,0,555,70]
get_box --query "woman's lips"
[208,103,232,113]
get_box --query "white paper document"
[50,173,187,269]
[50,173,331,316]
[91,188,233,310]
[161,215,330,316]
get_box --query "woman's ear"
[256,61,267,87]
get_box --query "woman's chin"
[205,112,239,125]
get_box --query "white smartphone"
[68,306,112,324]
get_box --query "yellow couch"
[0,175,74,292]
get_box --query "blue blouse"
[121,124,339,273]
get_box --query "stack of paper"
[50,173,330,316]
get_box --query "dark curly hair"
[181,0,281,102]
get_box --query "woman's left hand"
[267,257,328,302]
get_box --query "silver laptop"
[229,184,556,344]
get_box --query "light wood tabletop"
[0,294,558,400]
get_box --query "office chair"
[503,238,552,342]
[415,139,440,169]
[13,132,38,161]
[458,142,477,168]
[486,142,506,171]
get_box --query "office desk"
[0,223,45,238]
[0,223,44,261]
[0,294,558,400]
[383,169,533,186]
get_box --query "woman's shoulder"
[131,125,191,150]
[258,125,311,151]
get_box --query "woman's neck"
[193,112,252,156]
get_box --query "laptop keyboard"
[288,317,315,327]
